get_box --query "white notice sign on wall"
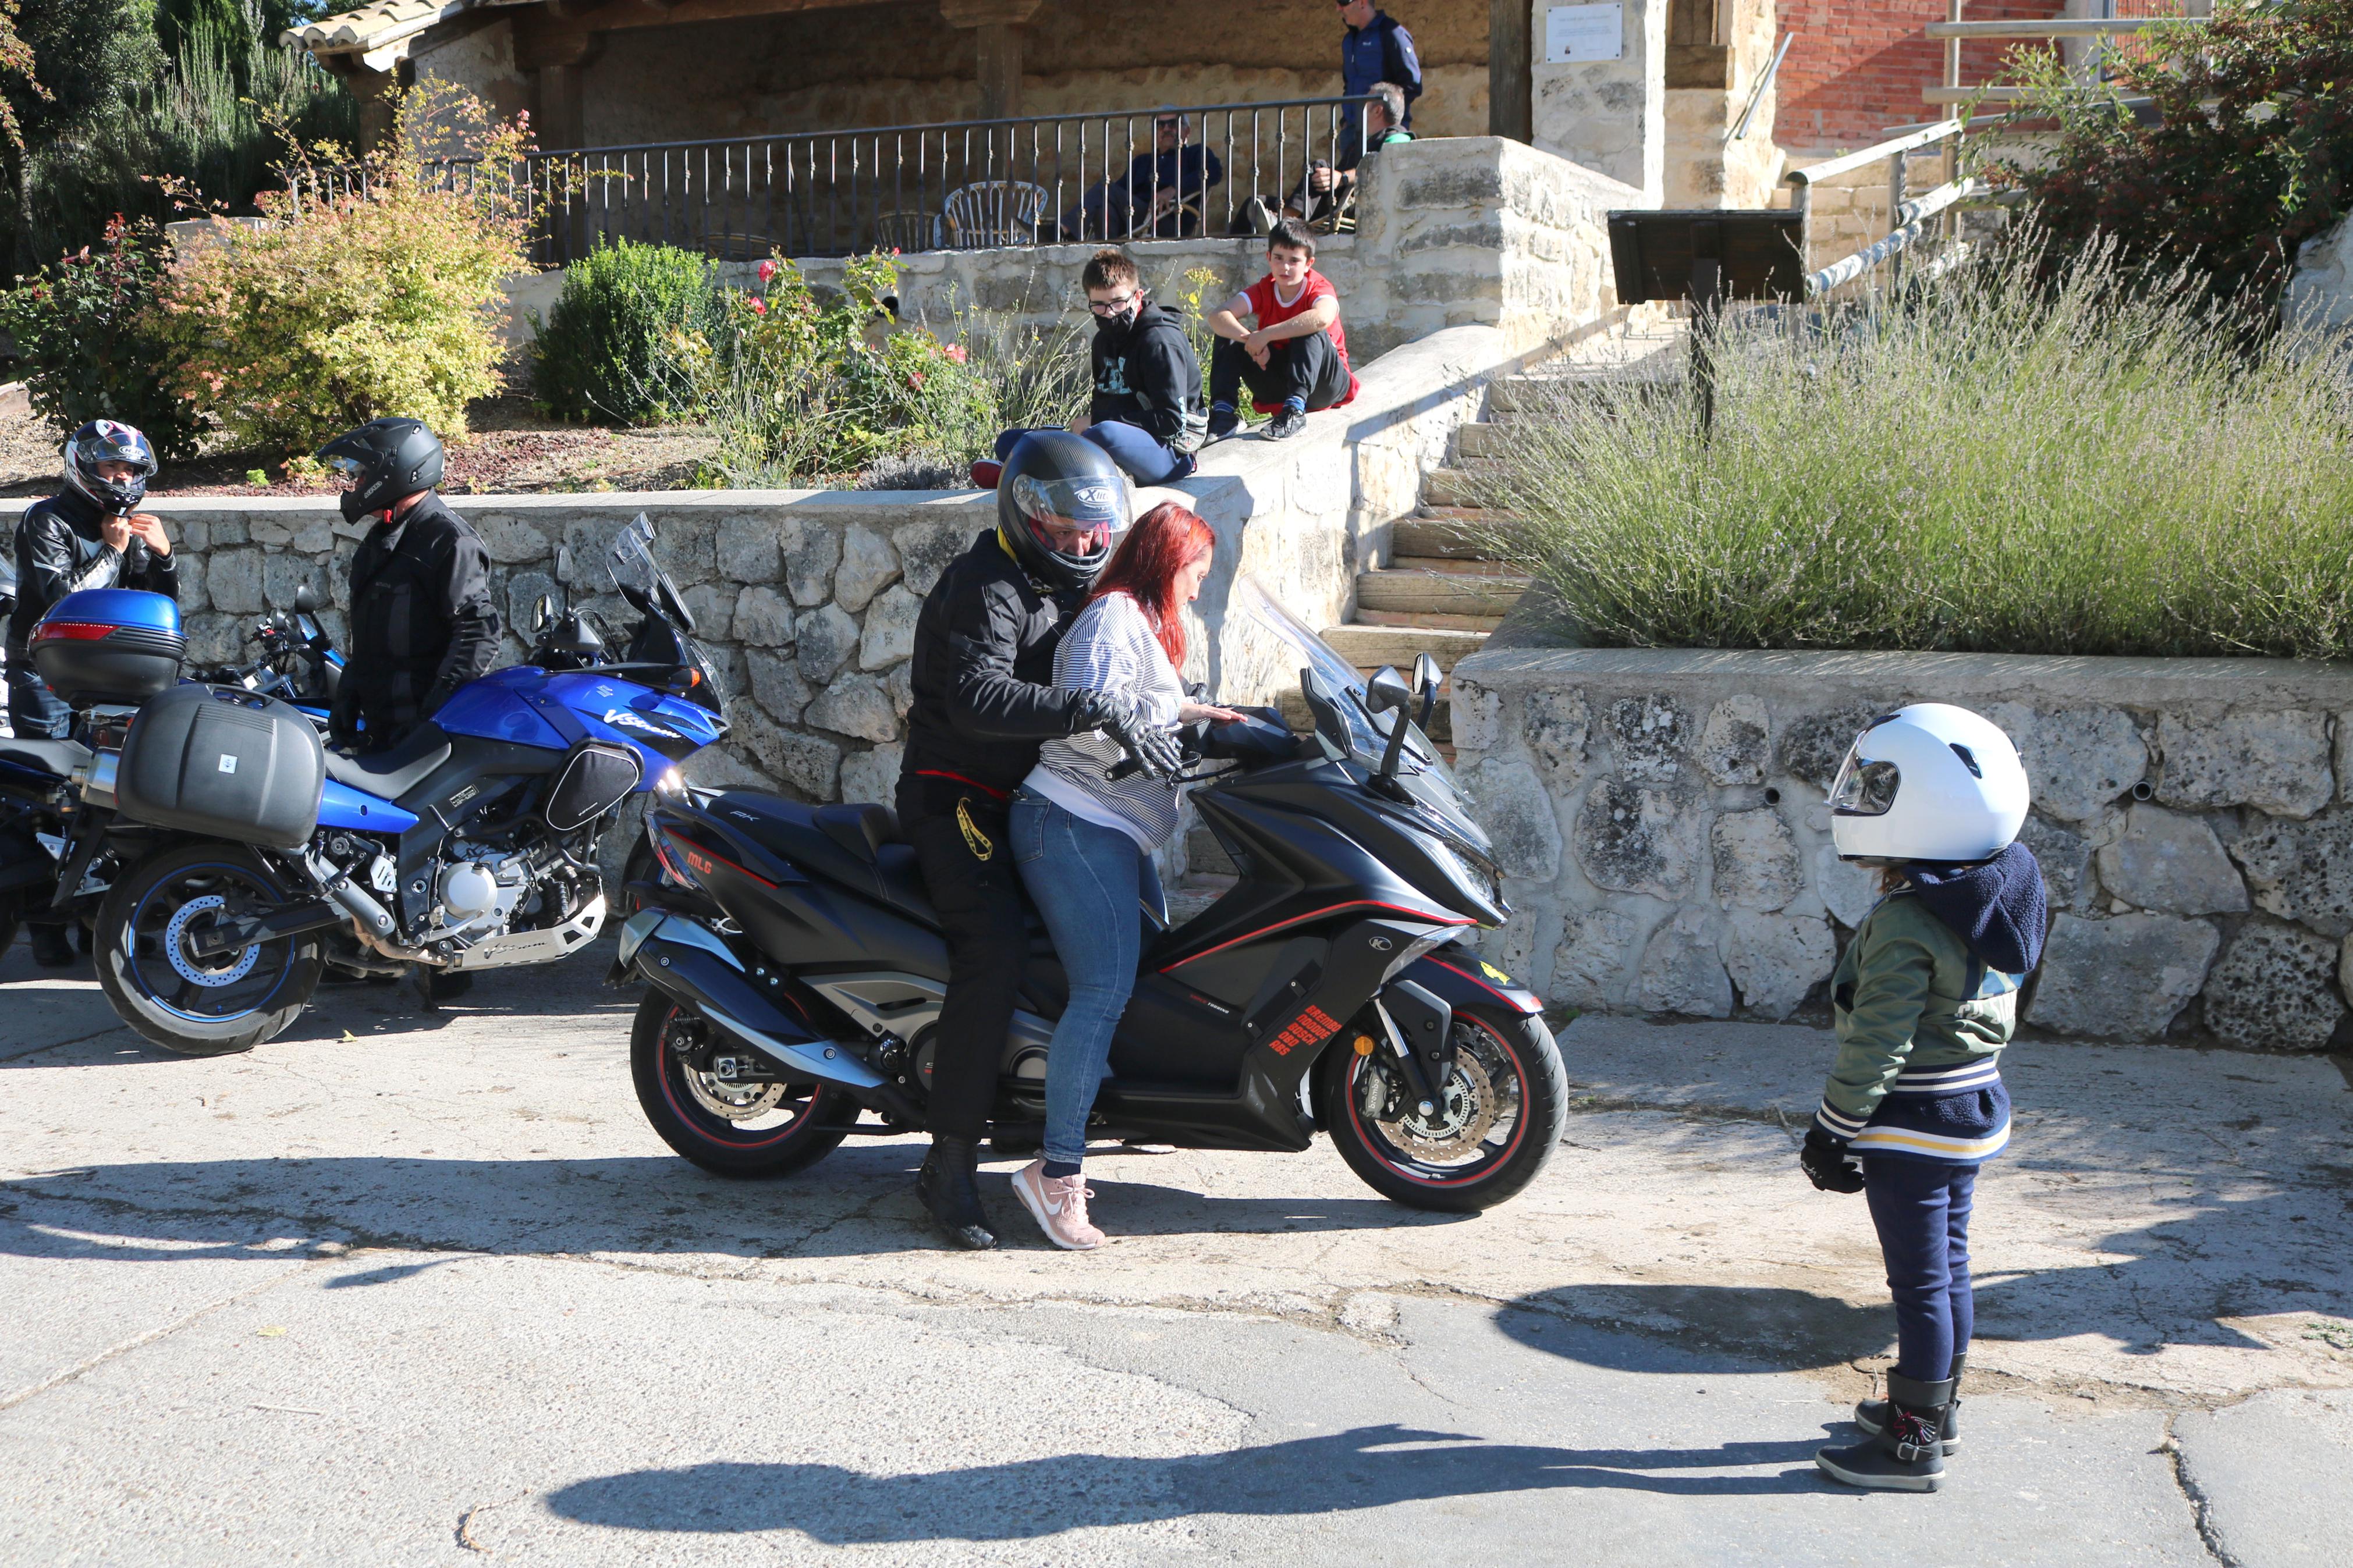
[1544,3,1625,64]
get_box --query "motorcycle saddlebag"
[115,684,325,849]
[30,588,185,709]
[543,739,641,833]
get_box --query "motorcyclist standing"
[6,421,175,967]
[315,418,499,753]
[897,432,1181,1249]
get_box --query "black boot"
[1856,1352,1962,1454]
[916,1135,998,1250]
[1817,1371,1953,1491]
[27,922,76,969]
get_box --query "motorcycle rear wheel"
[1319,1004,1566,1213]
[95,842,324,1056]
[630,992,856,1178]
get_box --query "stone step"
[1392,513,1520,560]
[1357,566,1527,619]
[1388,552,1520,578]
[1318,623,1489,673]
[1351,607,1506,632]
[1419,467,1484,509]
[1454,422,1509,459]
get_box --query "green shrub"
[148,80,531,455]
[0,215,207,459]
[532,240,722,424]
[1477,246,2353,660]
[1992,0,2353,311]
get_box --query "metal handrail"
[1925,16,2208,38]
[1727,31,1794,144]
[1787,119,1965,191]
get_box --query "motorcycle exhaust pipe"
[302,848,396,940]
[626,912,888,1096]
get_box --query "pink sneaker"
[1010,1160,1104,1250]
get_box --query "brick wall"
[1775,1,2068,151]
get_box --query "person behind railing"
[1339,0,1421,129]
[1057,108,1224,242]
[974,248,1206,488]
[1202,218,1359,442]
[1266,81,1411,234]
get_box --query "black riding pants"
[1209,329,1350,412]
[897,778,1028,1142]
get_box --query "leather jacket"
[5,487,178,659]
[343,491,501,733]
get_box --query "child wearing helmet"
[1804,703,2046,1494]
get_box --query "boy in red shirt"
[1204,218,1360,440]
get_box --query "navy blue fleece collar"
[1901,840,2047,975]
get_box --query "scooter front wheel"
[630,992,856,1178]
[95,842,324,1055]
[1320,1005,1567,1213]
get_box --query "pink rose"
[757,258,778,282]
[945,344,967,364]
[908,370,925,387]
[749,296,767,314]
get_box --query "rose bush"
[0,213,205,457]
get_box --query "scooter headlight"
[1424,834,1506,921]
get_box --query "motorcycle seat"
[323,723,454,800]
[0,737,91,779]
[815,802,902,862]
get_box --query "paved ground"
[1,940,2345,1566]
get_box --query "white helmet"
[1828,703,2029,863]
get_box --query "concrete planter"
[1450,645,2353,1051]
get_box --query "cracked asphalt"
[1,940,2346,1566]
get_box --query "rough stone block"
[171,553,207,613]
[2017,812,2093,911]
[857,585,921,670]
[886,659,914,719]
[1575,779,1703,899]
[716,514,782,582]
[2203,920,2347,1051]
[1463,758,1562,881]
[2157,710,2333,819]
[1722,910,1835,1021]
[732,586,796,648]
[1991,703,2147,823]
[2095,805,2248,917]
[1710,808,1804,911]
[474,514,551,566]
[806,673,899,744]
[1815,843,1879,929]
[796,603,860,682]
[2224,809,2353,937]
[838,741,904,808]
[783,521,842,607]
[1549,908,1641,1011]
[1449,681,1503,754]
[2029,913,2219,1039]
[1605,695,1692,782]
[895,518,975,596]
[732,705,841,799]
[1524,688,1588,783]
[745,649,811,725]
[1778,701,1882,792]
[680,582,733,641]
[1698,695,1770,786]
[1632,910,1733,1019]
[205,548,265,615]
[833,523,900,613]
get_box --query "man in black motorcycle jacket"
[6,421,175,968]
[317,418,500,752]
[897,432,1180,1249]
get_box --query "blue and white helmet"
[63,419,157,515]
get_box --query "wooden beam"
[973,21,1023,120]
[1489,0,1531,142]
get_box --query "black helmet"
[317,416,445,524]
[63,419,157,515]
[996,431,1128,592]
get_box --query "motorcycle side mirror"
[1412,652,1442,730]
[533,593,555,632]
[293,584,320,615]
[1364,665,1415,782]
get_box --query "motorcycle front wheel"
[1319,1004,1567,1213]
[630,992,857,1178]
[95,842,324,1055]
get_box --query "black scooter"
[613,598,1566,1212]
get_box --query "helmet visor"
[1009,471,1127,561]
[1829,753,1901,816]
[70,423,156,479]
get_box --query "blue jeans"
[996,423,1194,485]
[1010,790,1158,1168]
[1863,1156,1977,1382]
[6,666,70,739]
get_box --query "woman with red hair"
[1007,501,1241,1249]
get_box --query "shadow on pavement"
[543,1423,1824,1537]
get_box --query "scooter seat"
[815,802,902,863]
[0,737,91,780]
[323,723,454,800]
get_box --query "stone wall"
[1449,645,2353,1052]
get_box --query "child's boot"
[1856,1352,1963,1454]
[1818,1371,1954,1491]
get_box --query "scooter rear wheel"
[630,991,856,1178]
[1320,1004,1566,1213]
[94,842,324,1055]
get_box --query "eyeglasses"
[1154,119,1180,131]
[1087,294,1138,315]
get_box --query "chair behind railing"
[942,180,1048,248]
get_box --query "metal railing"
[1923,2,2212,106]
[423,97,1372,267]
[1787,118,1983,298]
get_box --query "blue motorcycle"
[61,513,726,1054]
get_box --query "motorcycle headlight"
[1425,835,1504,919]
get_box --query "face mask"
[339,484,381,525]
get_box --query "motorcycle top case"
[115,684,326,849]
[30,588,185,708]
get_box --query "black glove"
[328,688,363,751]
[1800,1128,1865,1193]
[1076,689,1183,781]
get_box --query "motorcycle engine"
[428,846,534,941]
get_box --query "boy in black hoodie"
[977,249,1205,488]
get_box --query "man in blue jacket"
[1339,0,1422,129]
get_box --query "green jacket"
[1812,890,2018,1155]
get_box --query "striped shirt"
[1024,591,1185,852]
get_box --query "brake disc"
[1379,1050,1498,1165]
[683,1073,790,1122]
[165,895,260,989]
